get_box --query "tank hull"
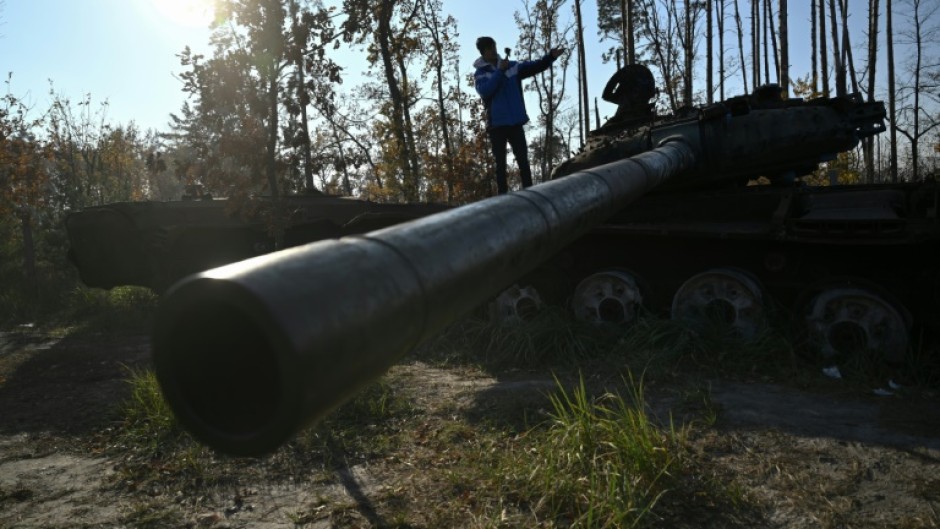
[66,196,449,292]
[66,181,940,330]
[541,182,940,327]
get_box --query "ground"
[0,327,938,528]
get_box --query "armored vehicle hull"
[525,181,939,365]
[66,195,449,292]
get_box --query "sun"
[151,0,215,28]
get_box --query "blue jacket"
[474,52,557,129]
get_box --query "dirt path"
[0,330,938,528]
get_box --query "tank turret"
[150,82,891,456]
[554,65,886,189]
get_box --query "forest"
[1,0,938,321]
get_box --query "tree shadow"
[0,330,150,438]
[709,381,940,455]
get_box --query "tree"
[575,0,590,143]
[45,89,123,209]
[680,0,695,106]
[778,0,788,95]
[864,0,880,182]
[207,0,291,200]
[175,41,269,200]
[342,0,424,201]
[716,0,728,100]
[516,0,573,180]
[751,0,760,88]
[1,81,49,287]
[625,0,636,64]
[894,0,940,181]
[828,0,845,96]
[286,0,341,193]
[887,0,898,181]
[733,0,749,94]
[175,0,342,211]
[416,0,460,200]
[840,0,859,94]
[596,0,634,64]
[637,0,684,112]
[811,0,818,93]
[706,0,714,102]
[819,0,829,96]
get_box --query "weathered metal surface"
[152,142,695,456]
[65,196,449,292]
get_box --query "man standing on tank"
[474,36,564,195]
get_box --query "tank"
[140,68,927,455]
[530,66,937,371]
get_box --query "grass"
[119,501,184,529]
[103,302,936,527]
[114,366,415,493]
[0,254,160,332]
[2,283,159,335]
[423,309,803,386]
[492,375,689,528]
[112,316,739,527]
[120,367,177,447]
[295,376,415,464]
[64,285,159,334]
[424,305,664,368]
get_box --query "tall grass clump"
[119,367,184,452]
[686,319,798,377]
[420,306,625,369]
[499,375,688,528]
[610,312,799,381]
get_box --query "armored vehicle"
[66,194,449,293]
[129,66,939,456]
[528,65,937,370]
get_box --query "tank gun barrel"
[152,141,696,456]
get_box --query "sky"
[2,0,870,134]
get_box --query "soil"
[0,328,938,528]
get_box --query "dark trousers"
[487,124,533,194]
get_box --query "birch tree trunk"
[819,0,830,95]
[751,0,760,89]
[576,0,590,140]
[812,0,818,94]
[762,0,771,84]
[707,0,714,103]
[718,0,726,100]
[779,0,788,95]
[734,0,750,93]
[886,0,898,181]
[684,0,694,106]
[864,0,880,182]
[839,0,859,93]
[828,0,845,96]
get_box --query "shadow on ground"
[463,366,940,456]
[0,331,150,437]
[710,381,940,454]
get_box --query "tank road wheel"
[803,287,909,365]
[671,268,765,339]
[571,270,644,325]
[490,284,544,324]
